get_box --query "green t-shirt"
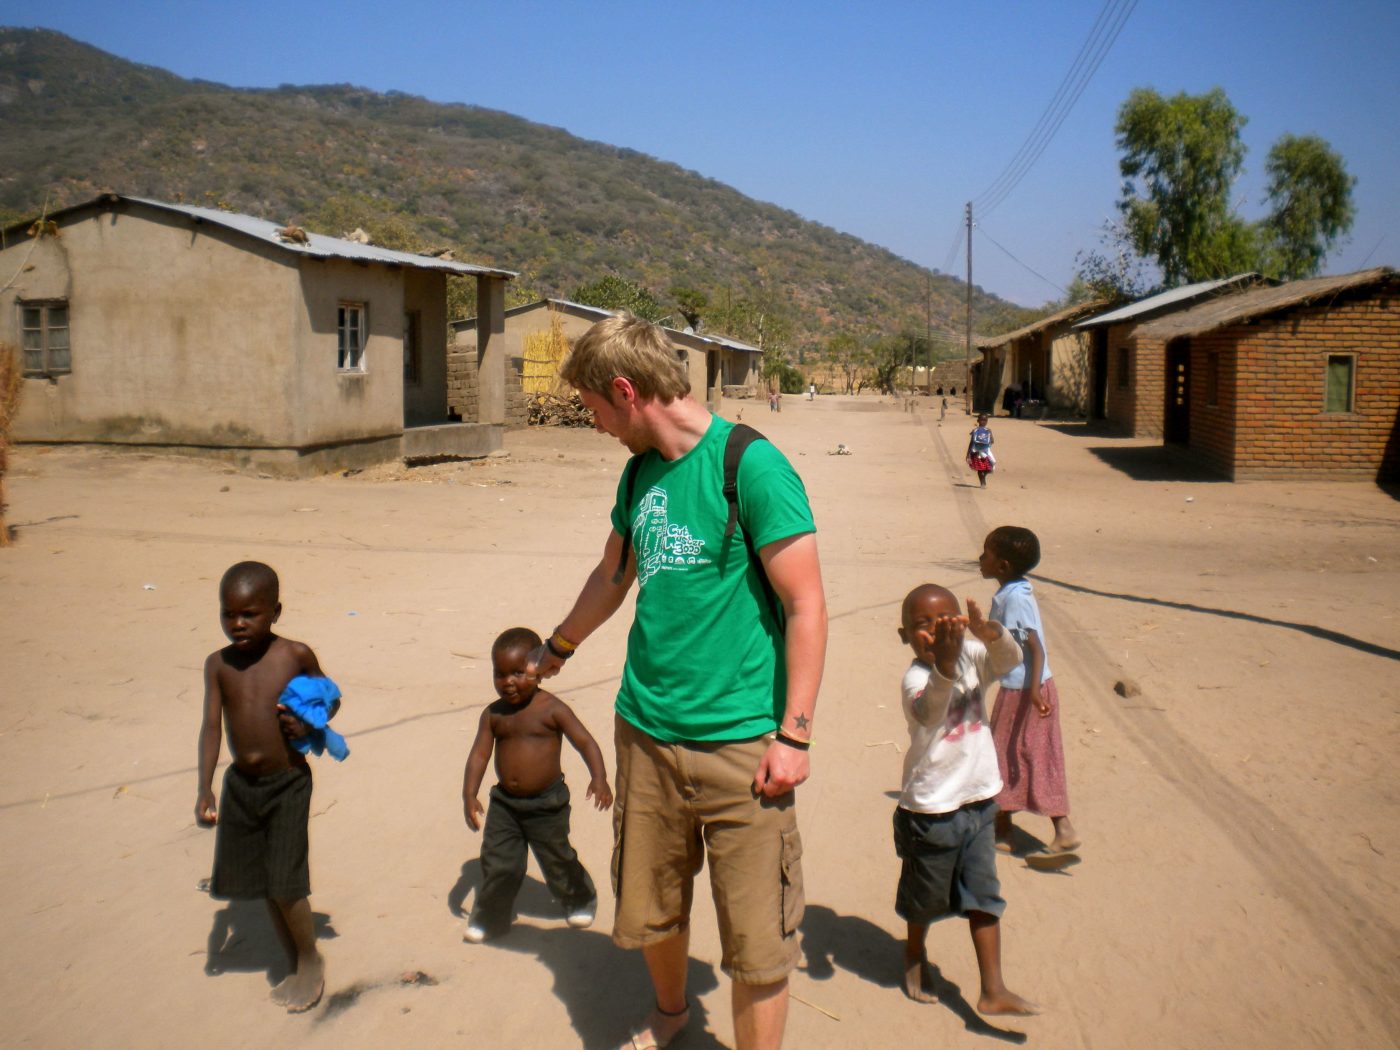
[609,415,816,742]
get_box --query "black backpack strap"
[612,454,645,585]
[724,424,785,633]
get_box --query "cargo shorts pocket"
[780,827,805,937]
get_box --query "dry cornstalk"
[0,342,23,547]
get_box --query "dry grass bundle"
[521,313,571,396]
[0,342,23,547]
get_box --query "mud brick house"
[1073,273,1265,435]
[451,298,754,420]
[1129,267,1399,481]
[669,327,761,401]
[2,194,516,475]
[973,299,1110,417]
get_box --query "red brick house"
[1073,274,1265,435]
[1129,267,1399,481]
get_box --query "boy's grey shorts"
[211,764,311,901]
[893,798,1005,923]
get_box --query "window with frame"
[20,300,71,376]
[1206,352,1220,406]
[1324,353,1355,413]
[1116,346,1129,389]
[403,311,421,384]
[338,303,366,371]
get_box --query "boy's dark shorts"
[211,764,312,901]
[893,798,1005,923]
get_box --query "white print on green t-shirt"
[634,485,712,586]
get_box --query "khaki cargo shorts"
[611,715,805,984]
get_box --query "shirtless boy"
[461,627,612,943]
[195,561,335,1013]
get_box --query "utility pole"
[925,273,932,394]
[965,202,974,414]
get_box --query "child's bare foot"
[1050,816,1080,853]
[275,953,325,1013]
[994,812,1015,853]
[902,956,939,1004]
[978,988,1039,1016]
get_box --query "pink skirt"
[990,678,1069,817]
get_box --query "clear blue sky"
[4,0,1396,307]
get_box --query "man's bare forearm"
[779,594,826,739]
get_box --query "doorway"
[1165,339,1191,445]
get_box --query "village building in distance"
[972,268,1398,482]
[450,297,760,424]
[3,194,517,475]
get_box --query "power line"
[977,225,1068,297]
[972,0,1138,218]
[941,223,965,274]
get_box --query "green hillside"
[0,27,1039,350]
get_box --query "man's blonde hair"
[560,313,691,401]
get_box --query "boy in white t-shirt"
[893,583,1037,1015]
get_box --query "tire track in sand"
[924,409,1400,1039]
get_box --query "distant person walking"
[966,414,995,488]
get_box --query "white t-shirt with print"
[898,627,1023,815]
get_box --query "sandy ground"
[1,395,1398,1049]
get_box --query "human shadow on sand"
[1035,573,1400,662]
[800,904,1027,1044]
[204,899,338,987]
[490,921,724,1049]
[449,864,724,1047]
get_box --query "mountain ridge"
[0,27,1041,349]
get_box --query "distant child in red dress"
[966,415,994,487]
[978,527,1081,864]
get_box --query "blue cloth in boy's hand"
[279,675,349,761]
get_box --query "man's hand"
[464,795,484,831]
[277,704,309,739]
[753,741,810,798]
[587,777,614,811]
[524,643,566,682]
[195,790,217,826]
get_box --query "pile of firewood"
[527,392,592,428]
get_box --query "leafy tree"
[669,285,708,331]
[570,274,669,323]
[1112,88,1355,286]
[1070,220,1153,303]
[824,332,869,395]
[1116,87,1252,285]
[1260,134,1356,279]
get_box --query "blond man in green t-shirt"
[528,314,827,1050]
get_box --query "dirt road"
[1,395,1396,1048]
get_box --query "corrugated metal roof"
[8,194,517,279]
[1072,274,1261,329]
[456,297,763,354]
[975,298,1112,349]
[1135,267,1397,341]
[688,331,762,354]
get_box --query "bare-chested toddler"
[195,561,339,1013]
[461,627,612,943]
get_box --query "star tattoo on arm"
[792,714,810,731]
